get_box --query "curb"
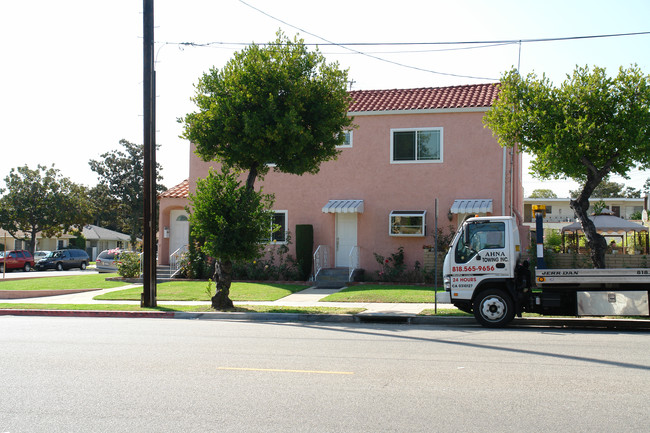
[0,308,475,325]
[0,309,175,319]
[1,309,648,329]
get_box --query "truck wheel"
[24,263,31,272]
[80,262,87,270]
[56,263,64,271]
[473,289,515,328]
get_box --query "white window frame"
[390,127,443,164]
[389,210,427,237]
[270,210,288,244]
[336,130,353,149]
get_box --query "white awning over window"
[450,199,493,214]
[322,200,364,213]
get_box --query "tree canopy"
[188,168,275,309]
[180,32,353,308]
[180,31,353,190]
[569,179,641,199]
[484,65,650,268]
[89,139,166,245]
[529,189,557,198]
[0,165,91,254]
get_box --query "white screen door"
[335,213,357,267]
[170,210,189,255]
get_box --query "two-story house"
[158,83,525,275]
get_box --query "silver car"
[34,250,51,261]
[95,249,135,273]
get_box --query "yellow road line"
[218,367,354,375]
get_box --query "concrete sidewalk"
[0,284,456,315]
[4,285,650,330]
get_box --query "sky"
[1,0,649,198]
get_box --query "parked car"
[95,249,136,273]
[34,250,51,261]
[35,249,90,271]
[0,250,35,272]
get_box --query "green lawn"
[94,281,307,302]
[0,303,364,315]
[0,273,132,291]
[420,308,472,316]
[320,285,442,303]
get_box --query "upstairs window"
[391,128,442,163]
[336,130,353,148]
[390,211,426,236]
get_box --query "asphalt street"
[2,316,649,432]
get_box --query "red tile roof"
[348,83,499,112]
[159,179,189,199]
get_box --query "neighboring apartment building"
[158,84,525,274]
[523,197,647,232]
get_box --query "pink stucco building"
[158,83,525,277]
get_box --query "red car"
[0,250,35,272]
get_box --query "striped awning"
[322,200,364,213]
[450,199,493,214]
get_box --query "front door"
[335,213,357,267]
[170,210,189,256]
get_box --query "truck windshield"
[455,221,505,264]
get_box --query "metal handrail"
[348,246,359,281]
[169,244,188,277]
[313,245,330,280]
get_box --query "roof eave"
[349,106,491,116]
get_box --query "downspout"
[501,146,506,215]
[510,146,515,216]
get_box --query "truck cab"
[442,216,530,326]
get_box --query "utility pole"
[141,0,157,307]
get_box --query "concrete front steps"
[156,265,175,280]
[315,267,364,288]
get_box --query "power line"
[162,30,650,48]
[158,0,650,82]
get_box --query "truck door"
[453,221,511,277]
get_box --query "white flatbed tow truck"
[438,215,650,327]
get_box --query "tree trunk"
[211,259,234,310]
[29,228,38,255]
[570,197,607,268]
[246,163,258,191]
[569,156,618,269]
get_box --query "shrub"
[231,235,301,281]
[117,252,141,278]
[369,247,438,284]
[544,229,562,253]
[178,240,214,279]
[373,247,406,282]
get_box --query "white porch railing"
[169,244,189,277]
[348,246,360,281]
[313,245,330,280]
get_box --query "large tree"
[89,139,166,245]
[188,168,274,309]
[529,189,557,198]
[569,179,641,199]
[0,165,91,254]
[180,31,352,309]
[485,65,650,268]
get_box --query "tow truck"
[438,207,650,327]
